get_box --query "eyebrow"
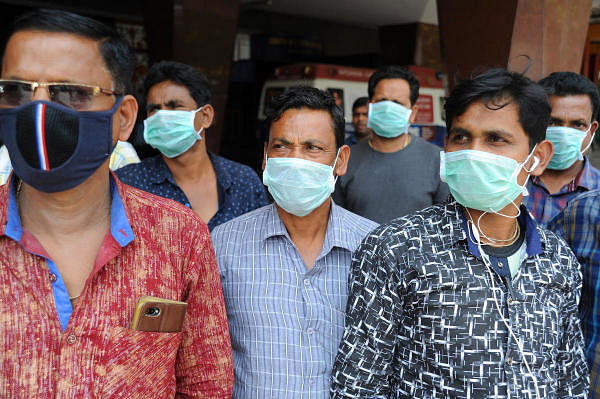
[270,137,329,146]
[449,126,514,138]
[271,137,291,145]
[164,99,185,108]
[375,97,409,107]
[550,116,589,124]
[146,99,185,112]
[448,127,471,136]
[4,76,88,85]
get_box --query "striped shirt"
[211,201,377,398]
[331,201,588,398]
[549,189,600,397]
[0,141,140,185]
[522,157,600,227]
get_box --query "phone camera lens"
[145,307,161,317]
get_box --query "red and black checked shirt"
[0,174,233,398]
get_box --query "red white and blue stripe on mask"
[35,103,50,171]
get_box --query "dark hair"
[368,65,420,106]
[265,86,345,148]
[445,68,550,150]
[538,72,600,121]
[352,96,369,112]
[8,8,135,94]
[143,60,211,111]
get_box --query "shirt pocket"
[99,327,183,399]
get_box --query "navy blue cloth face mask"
[0,97,123,193]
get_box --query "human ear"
[333,145,351,177]
[194,104,215,131]
[529,139,554,176]
[408,105,419,124]
[582,120,598,154]
[114,94,138,143]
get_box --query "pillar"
[437,0,592,89]
[144,0,240,153]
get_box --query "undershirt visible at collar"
[481,218,525,258]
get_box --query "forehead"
[549,94,593,120]
[373,78,411,101]
[2,30,111,87]
[353,105,368,112]
[452,100,527,137]
[270,108,336,143]
[147,80,197,107]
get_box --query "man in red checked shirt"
[0,8,233,398]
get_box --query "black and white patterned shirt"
[330,201,588,398]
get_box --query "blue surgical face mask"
[262,150,339,217]
[546,125,593,170]
[367,100,412,138]
[144,107,203,158]
[440,149,539,214]
[0,98,123,193]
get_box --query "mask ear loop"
[465,207,519,245]
[331,147,341,183]
[466,216,541,398]
[193,106,205,136]
[478,154,539,238]
[580,124,596,156]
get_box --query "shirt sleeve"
[555,250,589,398]
[175,226,234,398]
[330,230,404,398]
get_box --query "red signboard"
[414,94,434,123]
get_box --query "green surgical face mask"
[546,126,593,170]
[367,101,412,138]
[143,107,203,158]
[440,149,539,214]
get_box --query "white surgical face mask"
[262,150,340,217]
[143,107,203,158]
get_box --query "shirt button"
[66,334,77,345]
[49,272,57,283]
[307,327,315,335]
[303,279,311,286]
[498,261,504,268]
[506,357,513,366]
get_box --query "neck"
[163,140,213,181]
[18,166,112,237]
[370,133,411,153]
[356,130,371,141]
[277,199,331,244]
[539,158,585,194]
[462,203,520,246]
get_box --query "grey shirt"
[333,135,449,223]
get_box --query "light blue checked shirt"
[211,201,377,399]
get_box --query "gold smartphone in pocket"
[130,296,187,333]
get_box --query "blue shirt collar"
[262,200,354,252]
[148,152,233,191]
[5,175,134,247]
[459,204,542,259]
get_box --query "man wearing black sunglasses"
[0,8,233,398]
